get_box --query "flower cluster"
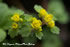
[39,9,55,28]
[11,13,23,29]
[31,17,42,32]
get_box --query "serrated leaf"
[19,26,32,37]
[23,22,31,27]
[51,26,60,34]
[34,5,43,13]
[35,31,43,40]
[10,9,24,15]
[24,14,32,21]
[8,29,18,38]
[0,29,6,42]
[23,34,37,43]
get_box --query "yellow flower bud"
[39,9,47,17]
[44,14,53,23]
[48,20,55,28]
[12,23,18,29]
[11,13,20,22]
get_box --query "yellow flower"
[31,18,42,29]
[12,23,18,29]
[48,20,55,28]
[11,13,20,22]
[20,18,23,22]
[44,14,53,23]
[39,9,47,17]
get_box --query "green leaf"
[23,22,31,27]
[23,34,37,43]
[35,31,43,40]
[24,14,32,21]
[10,9,24,15]
[42,26,51,40]
[8,29,18,38]
[34,5,43,13]
[51,26,60,34]
[0,3,12,29]
[0,3,9,25]
[19,26,32,37]
[0,14,12,29]
[0,29,6,42]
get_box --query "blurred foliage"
[42,26,61,47]
[48,0,68,24]
[0,29,6,42]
